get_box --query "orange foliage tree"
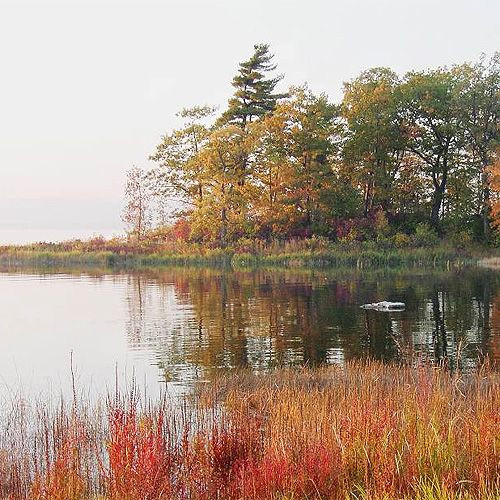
[488,153,500,229]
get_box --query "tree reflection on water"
[124,267,500,383]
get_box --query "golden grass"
[0,361,498,499]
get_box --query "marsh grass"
[0,361,498,499]
[0,240,479,270]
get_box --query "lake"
[0,265,498,399]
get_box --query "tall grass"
[0,248,235,268]
[234,246,470,268]
[0,240,479,270]
[1,361,498,499]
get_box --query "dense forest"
[123,45,499,248]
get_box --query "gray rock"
[360,301,405,311]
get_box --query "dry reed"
[0,361,498,499]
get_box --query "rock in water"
[361,301,405,311]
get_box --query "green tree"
[218,44,287,128]
[283,87,350,235]
[400,69,465,229]
[455,54,499,240]
[342,68,406,217]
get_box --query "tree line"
[123,44,499,247]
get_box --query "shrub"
[393,232,412,248]
[449,229,473,249]
[412,223,439,247]
[232,237,257,255]
[374,210,391,239]
[335,217,375,242]
[171,218,191,241]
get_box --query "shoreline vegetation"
[4,48,499,272]
[0,361,498,500]
[119,46,500,256]
[0,238,492,269]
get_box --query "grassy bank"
[1,361,498,499]
[231,246,474,268]
[0,241,488,269]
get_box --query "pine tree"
[219,44,287,128]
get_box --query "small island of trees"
[123,44,499,252]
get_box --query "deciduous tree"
[149,106,216,208]
[194,126,251,245]
[342,68,406,216]
[400,69,465,229]
[455,54,499,239]
[122,166,152,241]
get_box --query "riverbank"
[0,239,493,269]
[0,361,498,499]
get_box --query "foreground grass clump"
[0,362,498,499]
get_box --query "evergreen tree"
[219,44,287,128]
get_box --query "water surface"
[0,266,498,399]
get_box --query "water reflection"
[123,267,499,382]
[0,265,498,395]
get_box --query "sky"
[0,0,498,243]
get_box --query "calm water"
[0,266,499,398]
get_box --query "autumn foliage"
[130,48,499,246]
[1,361,498,499]
[489,153,500,229]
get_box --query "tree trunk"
[430,161,447,229]
[430,188,444,228]
[481,167,491,242]
[220,206,228,247]
[363,173,375,217]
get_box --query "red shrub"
[172,218,191,242]
[105,405,176,500]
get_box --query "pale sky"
[1,0,499,243]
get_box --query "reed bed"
[0,361,498,499]
[0,246,475,270]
